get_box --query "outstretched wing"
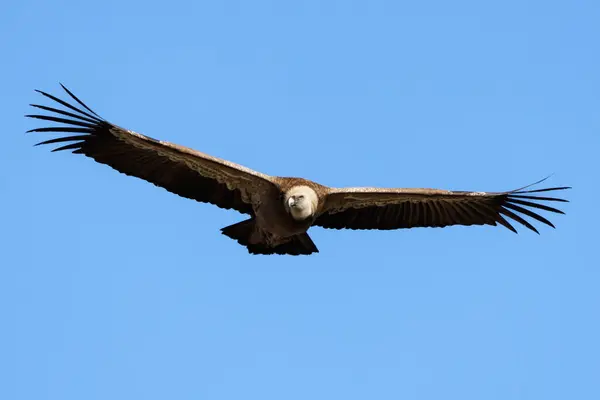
[314,178,570,233]
[26,84,279,214]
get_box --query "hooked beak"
[288,197,296,208]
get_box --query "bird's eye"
[298,195,304,200]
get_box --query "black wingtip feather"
[495,214,518,234]
[33,87,103,123]
[27,127,93,134]
[29,104,101,125]
[60,83,102,118]
[507,198,565,215]
[509,175,553,193]
[35,135,91,146]
[51,142,84,152]
[503,202,556,229]
[25,114,97,128]
[500,207,540,234]
[493,178,570,234]
[514,186,571,194]
[27,85,109,154]
[508,194,569,203]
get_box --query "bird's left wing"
[26,85,280,215]
[314,179,570,233]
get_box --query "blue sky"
[1,1,598,399]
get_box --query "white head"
[284,185,319,221]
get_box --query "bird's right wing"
[314,179,570,233]
[27,85,280,215]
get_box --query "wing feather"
[315,180,570,233]
[26,85,279,214]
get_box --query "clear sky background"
[1,1,598,399]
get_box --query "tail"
[221,219,319,256]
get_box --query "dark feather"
[508,194,569,202]
[25,114,97,128]
[30,104,101,124]
[26,84,258,214]
[315,180,569,233]
[498,207,539,234]
[507,198,564,214]
[27,127,94,134]
[495,213,517,233]
[513,186,571,194]
[52,142,84,152]
[60,83,103,118]
[35,89,103,122]
[503,202,555,229]
[35,135,91,146]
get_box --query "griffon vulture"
[26,85,570,255]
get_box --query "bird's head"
[284,185,318,221]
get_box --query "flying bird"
[26,85,570,255]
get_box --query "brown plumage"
[27,85,570,255]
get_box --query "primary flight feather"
[26,85,570,255]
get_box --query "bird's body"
[255,180,320,236]
[223,178,325,254]
[27,85,570,255]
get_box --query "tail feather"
[221,219,256,247]
[221,219,319,256]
